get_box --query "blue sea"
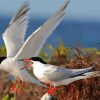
[0,16,100,48]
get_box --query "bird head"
[19,57,47,70]
[19,58,33,70]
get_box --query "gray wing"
[3,2,29,57]
[43,65,93,82]
[55,71,100,86]
[14,0,70,60]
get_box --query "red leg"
[47,86,57,94]
[11,80,18,93]
[17,81,25,94]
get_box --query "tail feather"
[82,71,100,78]
[55,71,100,86]
[70,67,94,78]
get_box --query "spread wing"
[3,2,29,57]
[14,0,70,60]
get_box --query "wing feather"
[3,2,29,57]
[43,66,93,82]
[14,0,70,60]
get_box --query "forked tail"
[55,71,100,86]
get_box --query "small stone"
[41,93,56,100]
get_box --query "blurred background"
[0,0,100,100]
[0,0,100,48]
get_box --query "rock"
[41,93,56,100]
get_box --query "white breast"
[1,58,26,81]
[33,62,51,84]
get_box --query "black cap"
[0,57,6,63]
[30,57,47,64]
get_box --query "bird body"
[0,2,43,86]
[20,57,100,94]
[0,0,70,93]
[32,61,98,86]
[0,57,40,83]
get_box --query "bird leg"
[47,86,57,94]
[11,80,18,93]
[17,81,25,94]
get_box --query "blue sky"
[0,0,100,21]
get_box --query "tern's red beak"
[20,58,33,70]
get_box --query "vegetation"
[0,44,100,100]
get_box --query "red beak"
[20,58,33,70]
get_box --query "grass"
[0,44,100,100]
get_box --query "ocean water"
[0,17,100,48]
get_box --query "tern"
[0,0,70,93]
[20,57,100,95]
[0,2,44,93]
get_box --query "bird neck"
[32,61,45,69]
